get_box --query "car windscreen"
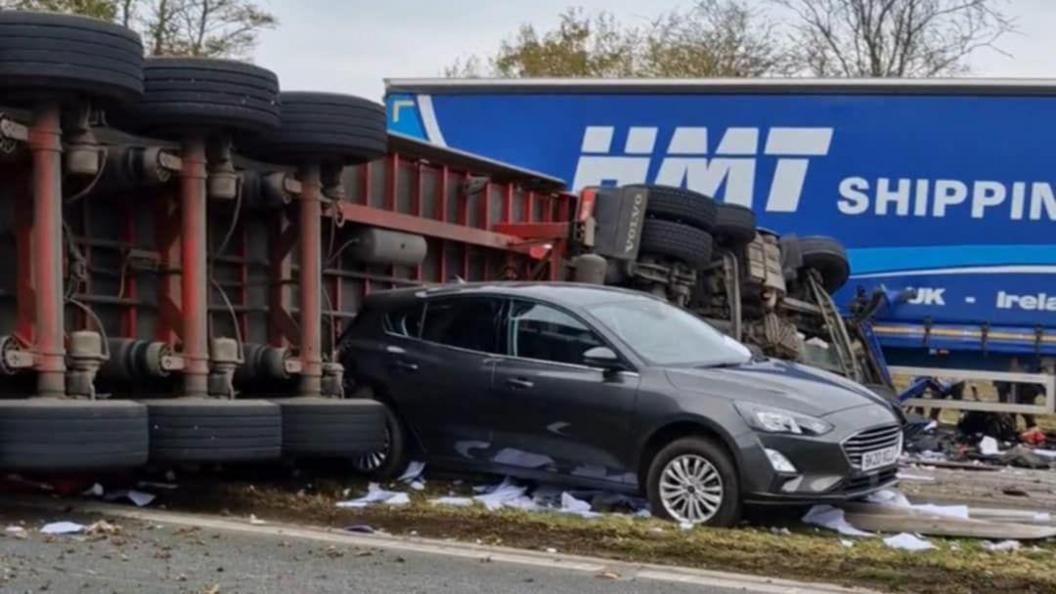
[590,297,752,367]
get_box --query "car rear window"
[383,303,424,337]
[421,297,504,353]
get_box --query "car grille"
[842,424,902,469]
[840,468,898,493]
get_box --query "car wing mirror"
[583,346,623,372]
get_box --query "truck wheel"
[272,397,387,459]
[628,185,717,231]
[351,404,409,480]
[713,203,757,246]
[797,236,850,293]
[0,399,148,471]
[120,58,280,136]
[145,398,281,463]
[252,91,387,164]
[639,219,713,268]
[647,436,740,527]
[0,11,144,103]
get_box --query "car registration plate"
[861,445,900,472]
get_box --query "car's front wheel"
[350,403,408,480]
[646,436,741,527]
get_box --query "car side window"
[383,302,424,338]
[421,297,504,353]
[509,300,605,366]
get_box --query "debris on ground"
[343,524,374,534]
[802,505,871,537]
[982,540,1022,552]
[40,521,85,535]
[398,461,427,491]
[883,533,935,551]
[85,520,121,537]
[4,526,26,539]
[336,483,410,508]
[103,489,156,507]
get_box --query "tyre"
[121,58,280,136]
[713,203,757,247]
[350,403,408,480]
[252,92,387,165]
[646,436,740,527]
[0,398,148,471]
[0,11,144,103]
[145,398,281,463]
[272,397,387,459]
[639,219,714,268]
[627,185,717,231]
[797,236,850,293]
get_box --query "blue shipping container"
[385,79,1056,360]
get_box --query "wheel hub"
[659,454,724,524]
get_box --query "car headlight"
[734,402,834,436]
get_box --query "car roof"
[362,281,663,309]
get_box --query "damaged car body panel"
[341,282,901,525]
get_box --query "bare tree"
[135,0,275,58]
[0,0,117,19]
[773,0,1014,77]
[643,0,791,77]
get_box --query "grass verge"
[154,475,1056,594]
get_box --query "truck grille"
[842,424,902,468]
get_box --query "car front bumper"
[733,405,902,504]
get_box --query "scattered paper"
[41,521,85,535]
[336,483,410,508]
[883,533,934,551]
[559,492,599,518]
[979,436,1000,456]
[803,505,871,537]
[398,461,426,484]
[82,483,104,497]
[137,481,178,491]
[840,539,855,548]
[4,526,26,539]
[982,540,1021,552]
[867,489,968,520]
[429,496,474,507]
[249,514,266,526]
[103,489,155,507]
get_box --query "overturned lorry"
[0,11,573,472]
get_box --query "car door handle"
[394,360,419,372]
[505,377,534,390]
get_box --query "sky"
[254,0,1056,101]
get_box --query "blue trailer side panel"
[385,86,1056,354]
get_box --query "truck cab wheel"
[646,436,741,527]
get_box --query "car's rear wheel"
[646,436,740,527]
[350,403,408,479]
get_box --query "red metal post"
[28,104,65,397]
[298,163,323,397]
[179,137,209,397]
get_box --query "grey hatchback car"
[339,282,902,526]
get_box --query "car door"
[402,295,506,464]
[486,298,640,487]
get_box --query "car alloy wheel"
[659,454,724,524]
[352,427,390,473]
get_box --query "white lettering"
[1030,182,1056,221]
[997,291,1056,312]
[876,177,911,216]
[838,177,870,215]
[572,156,649,189]
[932,180,968,217]
[1011,182,1026,220]
[656,157,756,207]
[907,287,946,306]
[913,179,929,217]
[971,181,1006,219]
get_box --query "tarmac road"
[0,502,863,594]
